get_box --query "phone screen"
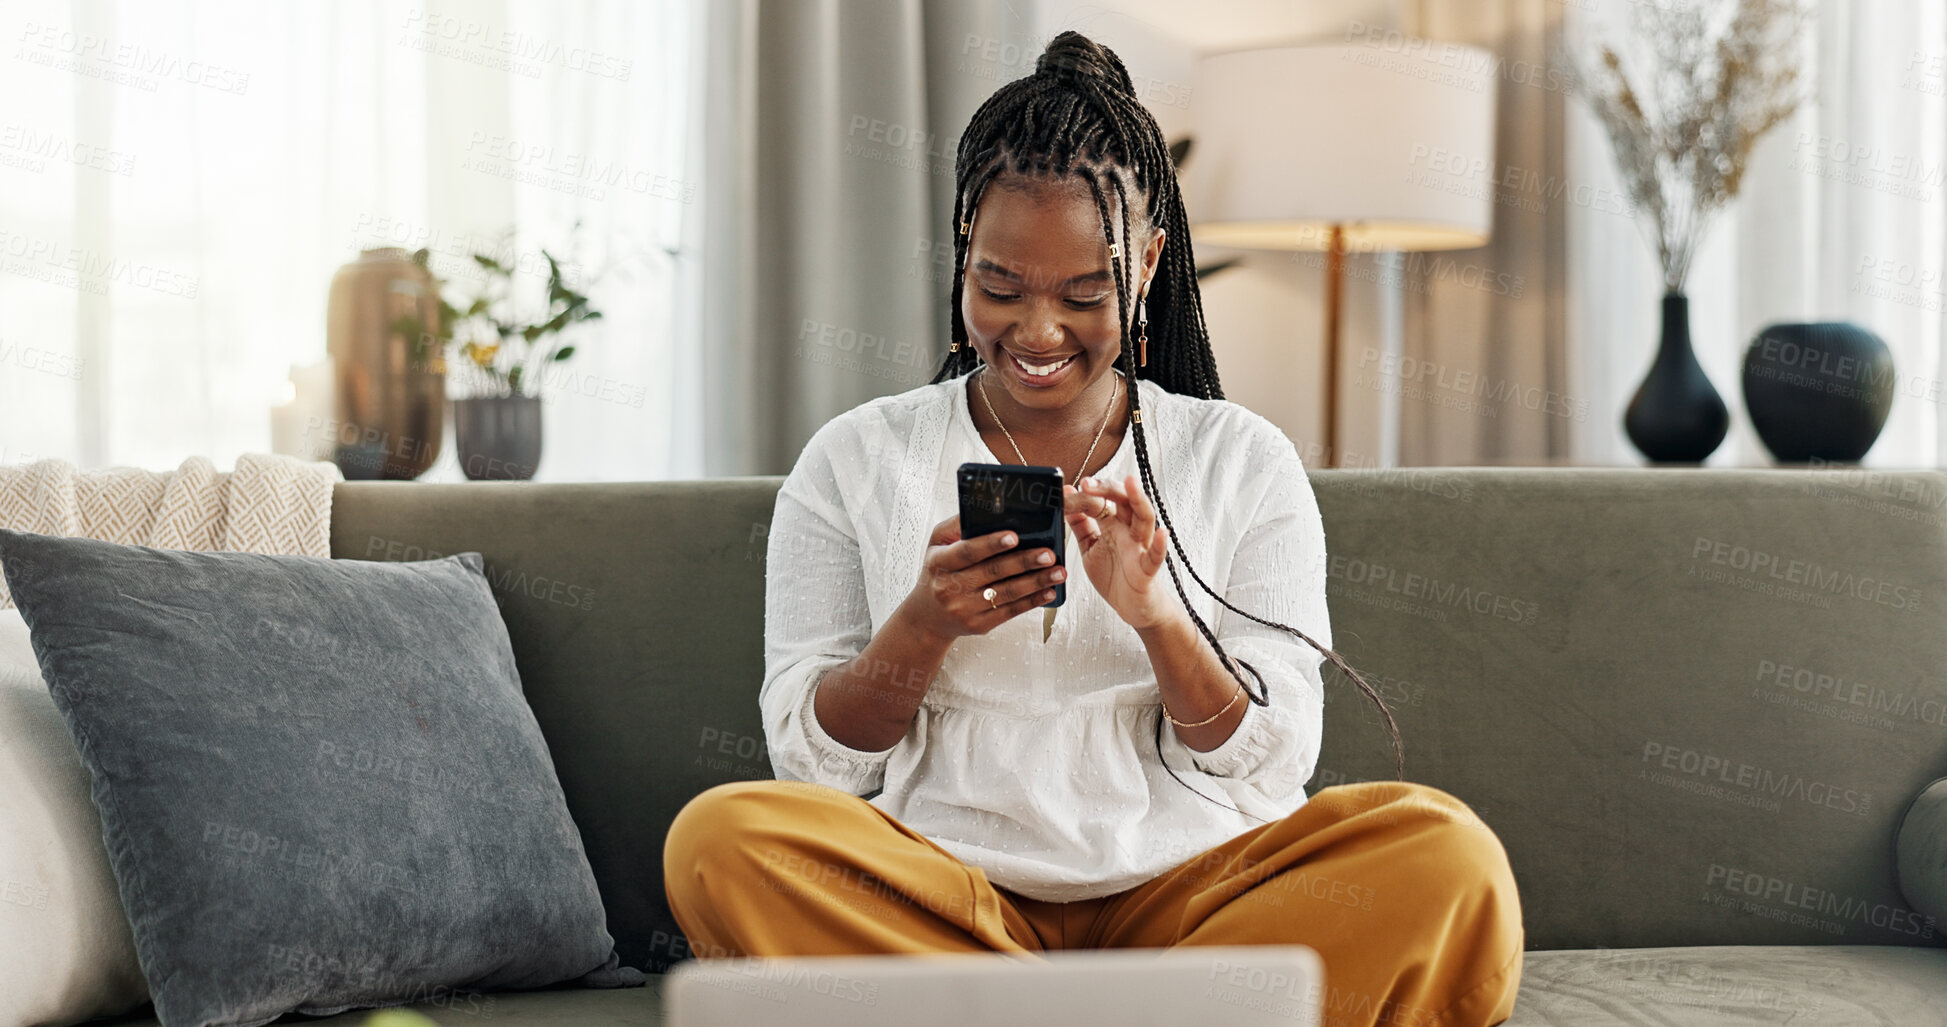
[956,462,1065,608]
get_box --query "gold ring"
[983,586,998,608]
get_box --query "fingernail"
[1037,551,1054,565]
[1050,568,1066,582]
[1002,533,1017,546]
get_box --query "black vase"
[1741,322,1894,463]
[1624,293,1729,463]
[453,396,543,481]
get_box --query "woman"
[665,31,1524,1027]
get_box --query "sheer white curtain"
[1566,0,1947,467]
[0,0,700,481]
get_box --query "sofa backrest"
[332,469,1947,967]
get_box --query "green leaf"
[552,345,575,361]
[1168,137,1193,169]
[473,253,507,274]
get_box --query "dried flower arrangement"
[1576,0,1810,292]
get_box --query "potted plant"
[398,233,603,480]
[1574,0,1807,462]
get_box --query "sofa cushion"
[1504,945,1947,1024]
[0,609,150,1025]
[0,528,642,1027]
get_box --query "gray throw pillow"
[1895,776,1947,929]
[0,528,643,1027]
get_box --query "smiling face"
[960,171,1162,417]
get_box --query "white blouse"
[759,370,1331,902]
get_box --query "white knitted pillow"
[0,608,149,1025]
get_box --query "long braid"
[932,33,1407,819]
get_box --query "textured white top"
[760,371,1331,902]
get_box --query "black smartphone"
[956,462,1066,608]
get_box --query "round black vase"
[454,396,543,481]
[1624,293,1730,463]
[1741,322,1893,463]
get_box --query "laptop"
[663,944,1322,1026]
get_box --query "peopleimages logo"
[459,131,694,203]
[15,22,251,95]
[1641,741,1872,816]
[1754,658,1947,728]
[1403,144,1634,217]
[688,950,882,1006]
[0,123,137,175]
[1326,554,1539,625]
[1706,863,1936,939]
[0,227,199,298]
[1689,536,1923,613]
[400,8,633,81]
[1356,347,1584,421]
[0,878,50,911]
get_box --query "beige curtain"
[1399,0,1573,465]
[699,0,1036,475]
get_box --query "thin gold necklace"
[977,365,1123,478]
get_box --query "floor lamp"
[1185,43,1499,468]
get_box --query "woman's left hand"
[1064,473,1180,631]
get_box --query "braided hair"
[932,32,1404,822]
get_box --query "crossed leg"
[1076,780,1524,1026]
[663,778,1523,1026]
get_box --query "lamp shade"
[1185,43,1499,251]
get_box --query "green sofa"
[102,469,1947,1025]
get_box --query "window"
[0,0,701,481]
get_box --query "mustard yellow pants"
[663,779,1524,1027]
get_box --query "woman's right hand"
[900,515,1066,642]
